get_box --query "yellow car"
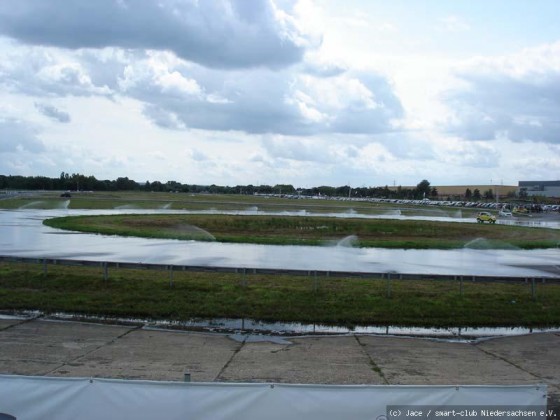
[477,211,496,224]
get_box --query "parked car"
[499,208,512,217]
[60,192,71,198]
[477,211,496,224]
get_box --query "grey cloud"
[130,60,403,136]
[376,133,435,160]
[78,48,141,93]
[34,102,71,123]
[298,71,404,135]
[143,104,185,130]
[443,143,500,169]
[135,66,312,135]
[261,135,336,163]
[0,44,113,97]
[0,119,45,153]
[1,32,402,137]
[303,62,346,78]
[1,16,402,137]
[190,149,209,162]
[0,0,313,69]
[444,71,560,144]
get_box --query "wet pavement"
[0,318,558,409]
[1,209,560,277]
[2,209,559,409]
[44,313,560,339]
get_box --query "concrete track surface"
[0,318,558,412]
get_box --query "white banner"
[0,375,547,420]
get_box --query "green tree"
[473,189,481,200]
[335,185,351,197]
[314,186,335,196]
[115,177,138,190]
[273,184,296,195]
[416,179,431,199]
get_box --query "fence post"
[386,273,392,298]
[103,262,108,282]
[42,259,48,277]
[459,276,463,296]
[531,278,536,301]
[313,270,318,293]
[169,265,174,288]
[241,268,247,288]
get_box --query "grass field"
[0,190,482,217]
[44,213,560,249]
[1,262,559,328]
[3,191,560,327]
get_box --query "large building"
[518,181,560,198]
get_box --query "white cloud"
[186,149,210,162]
[109,49,403,135]
[0,1,559,187]
[0,119,45,153]
[438,139,500,168]
[443,41,560,144]
[0,40,113,97]
[157,71,201,96]
[437,16,470,32]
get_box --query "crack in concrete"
[42,325,142,377]
[354,335,389,384]
[0,314,43,331]
[473,344,541,380]
[214,334,247,381]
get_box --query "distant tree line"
[3,174,494,201]
[0,173,439,199]
[0,172,139,192]
[464,188,495,201]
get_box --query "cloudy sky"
[1,0,559,188]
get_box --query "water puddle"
[5,311,558,342]
[149,317,560,341]
[2,209,559,277]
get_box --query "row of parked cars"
[266,193,560,213]
[366,199,559,213]
[379,199,502,208]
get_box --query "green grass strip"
[43,214,560,249]
[1,263,559,328]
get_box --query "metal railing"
[1,255,558,286]
[2,255,559,302]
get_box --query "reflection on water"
[1,209,559,277]
[2,208,559,339]
[6,312,558,342]
[148,316,560,340]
